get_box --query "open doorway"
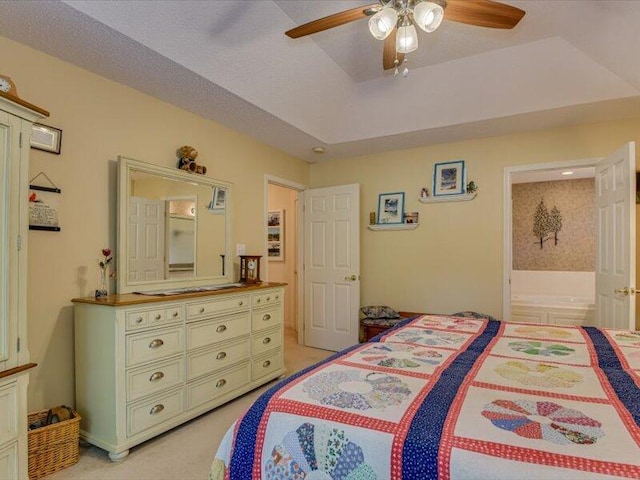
[264,175,306,342]
[508,166,596,327]
[503,145,637,330]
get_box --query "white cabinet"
[72,284,285,461]
[0,93,47,480]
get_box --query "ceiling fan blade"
[285,4,380,38]
[383,29,405,70]
[445,0,525,29]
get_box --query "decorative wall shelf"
[418,193,477,204]
[368,223,419,231]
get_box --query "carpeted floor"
[48,328,332,480]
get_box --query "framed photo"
[377,192,405,224]
[267,210,284,261]
[208,186,227,213]
[433,160,466,196]
[31,123,62,154]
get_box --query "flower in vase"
[96,248,113,299]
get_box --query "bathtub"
[510,293,595,327]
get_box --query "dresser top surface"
[71,282,286,307]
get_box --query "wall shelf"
[418,193,477,204]
[368,223,419,231]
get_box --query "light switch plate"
[236,244,246,256]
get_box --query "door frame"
[264,175,307,345]
[502,157,600,320]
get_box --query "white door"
[595,142,636,330]
[129,197,165,282]
[303,184,360,351]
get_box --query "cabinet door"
[0,110,8,368]
[0,110,31,371]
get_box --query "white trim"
[502,157,601,321]
[264,174,308,346]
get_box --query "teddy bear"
[176,145,207,175]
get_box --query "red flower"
[102,248,111,257]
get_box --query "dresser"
[72,283,285,461]
[0,92,47,479]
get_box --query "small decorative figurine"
[420,187,429,198]
[176,145,207,175]
[466,181,478,194]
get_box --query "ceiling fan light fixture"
[368,7,398,40]
[396,23,418,54]
[413,1,444,33]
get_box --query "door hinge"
[19,132,23,148]
[17,235,22,251]
[17,337,21,352]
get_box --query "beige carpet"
[48,328,332,480]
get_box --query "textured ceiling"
[0,0,639,162]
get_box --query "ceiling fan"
[285,0,525,75]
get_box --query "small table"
[361,311,424,341]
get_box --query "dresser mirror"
[117,156,231,294]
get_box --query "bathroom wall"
[512,178,595,271]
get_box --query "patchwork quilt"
[210,314,640,479]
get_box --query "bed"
[210,313,640,479]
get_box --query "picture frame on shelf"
[377,192,405,224]
[433,160,466,196]
[30,123,62,154]
[267,210,284,261]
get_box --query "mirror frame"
[117,156,232,294]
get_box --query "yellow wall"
[310,120,640,322]
[1,36,309,410]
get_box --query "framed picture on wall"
[267,210,284,261]
[377,192,405,224]
[433,160,466,196]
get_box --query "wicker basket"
[27,409,81,479]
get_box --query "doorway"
[503,145,637,329]
[264,176,305,341]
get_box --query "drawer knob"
[266,296,271,301]
[262,337,271,345]
[136,317,143,324]
[149,404,165,415]
[172,311,179,318]
[199,307,205,313]
[216,324,227,333]
[263,314,271,321]
[257,298,261,303]
[216,379,226,389]
[275,295,279,299]
[155,314,162,320]
[149,371,165,382]
[216,351,227,360]
[238,300,244,306]
[149,339,164,349]
[262,360,271,368]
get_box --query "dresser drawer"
[186,363,250,411]
[252,350,283,381]
[252,328,282,357]
[186,313,250,351]
[187,339,250,381]
[186,295,249,320]
[127,357,185,402]
[252,290,281,308]
[127,388,184,437]
[0,382,17,445]
[126,327,184,367]
[125,305,183,331]
[251,306,282,332]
